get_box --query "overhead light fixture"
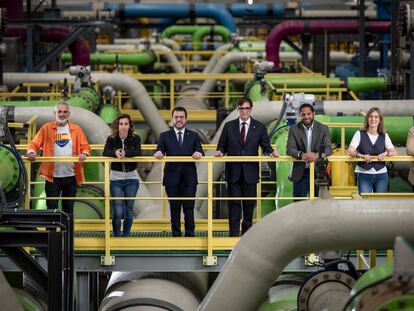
[247,0,254,5]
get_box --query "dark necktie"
[241,122,246,144]
[178,131,183,147]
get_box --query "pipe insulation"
[2,72,169,138]
[266,20,390,70]
[198,52,265,96]
[199,199,414,311]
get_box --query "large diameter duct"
[100,272,208,311]
[9,106,110,145]
[2,72,169,138]
[114,38,180,51]
[198,52,265,95]
[323,99,414,116]
[266,20,390,70]
[5,27,89,66]
[61,50,155,66]
[94,44,184,73]
[202,43,233,74]
[199,199,414,311]
[105,3,237,33]
[0,271,24,311]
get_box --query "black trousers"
[45,176,77,214]
[227,174,257,237]
[165,184,196,237]
[293,168,319,202]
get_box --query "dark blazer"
[103,134,141,172]
[286,120,331,183]
[156,128,204,187]
[217,118,274,184]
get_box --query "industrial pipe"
[2,72,169,138]
[266,20,390,70]
[94,44,184,73]
[198,51,265,95]
[0,87,100,112]
[105,3,237,33]
[61,50,155,66]
[114,38,180,51]
[202,43,233,74]
[5,27,90,66]
[199,199,414,310]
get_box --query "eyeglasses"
[238,107,252,111]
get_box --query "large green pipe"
[0,87,100,111]
[265,76,342,89]
[347,77,388,93]
[0,145,20,192]
[61,50,155,66]
[192,25,231,50]
[160,25,200,38]
[160,25,231,50]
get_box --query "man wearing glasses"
[215,97,279,236]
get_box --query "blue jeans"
[110,179,139,237]
[357,172,388,193]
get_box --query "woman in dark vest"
[347,107,397,193]
[103,114,141,237]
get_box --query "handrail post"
[24,160,31,209]
[310,162,315,199]
[203,159,217,266]
[101,161,115,266]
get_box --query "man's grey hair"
[54,101,70,112]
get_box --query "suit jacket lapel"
[182,130,190,151]
[298,123,308,151]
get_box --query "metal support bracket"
[203,255,218,266]
[101,255,115,266]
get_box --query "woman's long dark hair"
[111,113,135,138]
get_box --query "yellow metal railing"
[22,154,414,266]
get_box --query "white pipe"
[3,72,169,138]
[13,106,110,145]
[300,8,377,18]
[199,198,414,311]
[198,52,265,95]
[202,43,233,74]
[114,38,181,51]
[100,279,200,311]
[151,44,185,73]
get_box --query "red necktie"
[241,122,246,144]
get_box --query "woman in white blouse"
[347,107,397,193]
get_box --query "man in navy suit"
[154,107,204,237]
[215,97,279,236]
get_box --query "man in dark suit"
[154,107,204,237]
[286,103,331,200]
[215,97,279,236]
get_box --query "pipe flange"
[297,270,356,311]
[351,279,414,311]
